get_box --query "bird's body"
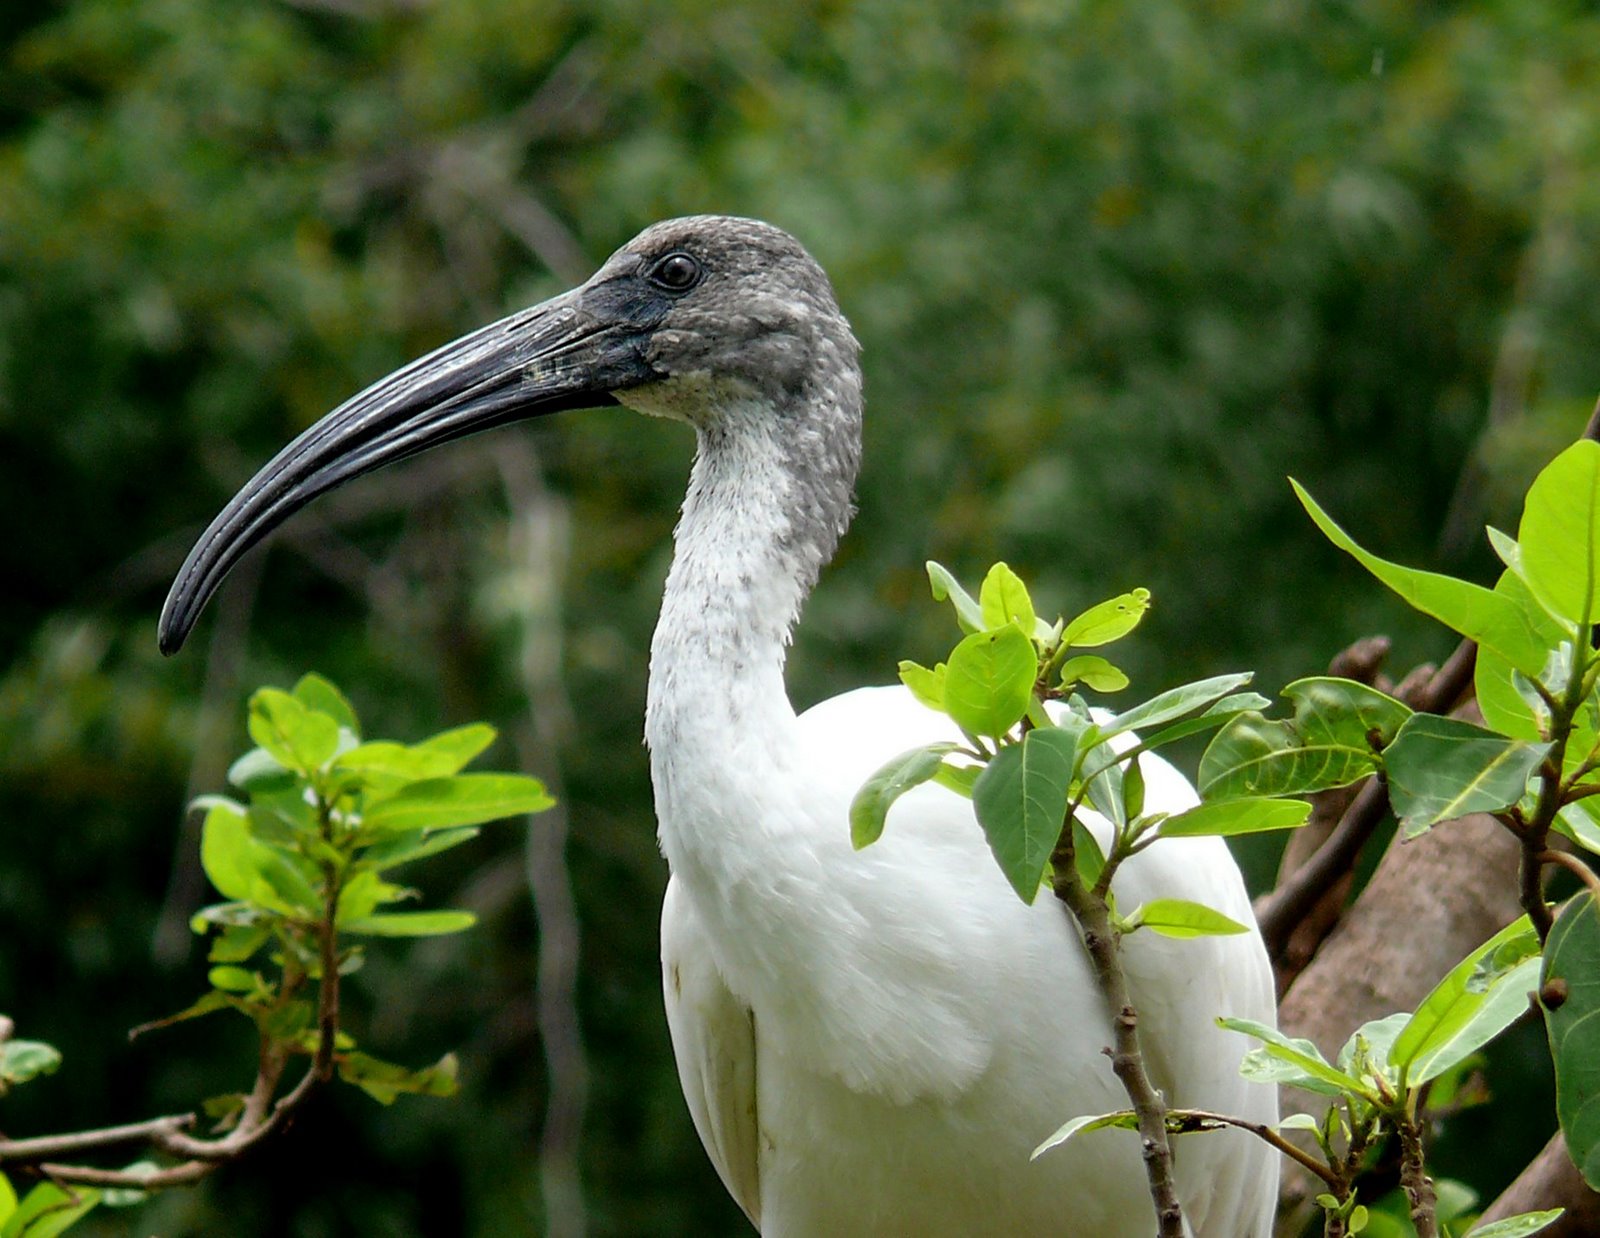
[162,215,1279,1236]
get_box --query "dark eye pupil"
[654,253,699,290]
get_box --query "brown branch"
[1,863,346,1190]
[1051,828,1186,1237]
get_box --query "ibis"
[160,216,1278,1236]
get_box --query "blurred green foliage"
[2,0,1598,1233]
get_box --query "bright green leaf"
[363,774,553,832]
[979,562,1037,634]
[1161,797,1312,837]
[1464,1210,1566,1237]
[1218,1016,1367,1097]
[1057,655,1129,693]
[898,660,946,711]
[362,826,482,870]
[342,910,478,937]
[207,965,259,993]
[926,561,985,633]
[2,1182,101,1238]
[1125,898,1249,938]
[932,761,981,798]
[943,625,1037,739]
[1391,916,1540,1085]
[291,673,360,738]
[1030,1109,1139,1159]
[1103,672,1256,741]
[0,1040,61,1087]
[1063,589,1151,648]
[1384,714,1550,836]
[337,1050,459,1105]
[1476,570,1572,741]
[247,687,340,774]
[1293,480,1546,675]
[226,746,295,794]
[1518,440,1600,628]
[850,744,959,848]
[413,723,498,773]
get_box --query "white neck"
[645,401,829,883]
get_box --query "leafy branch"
[0,674,550,1232]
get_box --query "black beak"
[158,284,651,654]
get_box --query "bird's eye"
[648,252,702,293]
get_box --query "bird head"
[157,214,862,655]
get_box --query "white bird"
[160,216,1278,1236]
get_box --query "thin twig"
[1163,1108,1340,1187]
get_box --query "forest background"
[2,0,1598,1233]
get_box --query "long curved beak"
[158,287,648,654]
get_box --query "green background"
[2,0,1597,1232]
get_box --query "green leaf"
[247,687,340,774]
[1384,713,1550,836]
[1,1182,101,1238]
[413,723,498,773]
[1217,1016,1367,1097]
[338,1050,460,1105]
[926,561,984,633]
[1030,1109,1138,1159]
[341,910,478,937]
[0,1040,61,1087]
[897,660,946,711]
[972,727,1078,902]
[942,625,1038,739]
[1161,797,1312,837]
[1555,801,1600,856]
[363,773,553,832]
[361,826,482,870]
[1057,655,1129,693]
[1199,677,1410,798]
[1071,817,1106,890]
[850,744,959,848]
[932,761,981,798]
[1476,570,1572,740]
[0,1176,13,1226]
[1103,672,1256,740]
[1337,1012,1411,1083]
[1519,440,1600,628]
[200,800,260,904]
[335,740,461,784]
[208,924,272,964]
[1122,755,1145,819]
[335,870,409,923]
[1062,588,1151,648]
[207,965,259,993]
[1391,916,1540,1086]
[1543,894,1600,1189]
[1139,692,1274,750]
[226,746,295,794]
[291,673,361,738]
[1124,898,1249,938]
[1293,480,1546,675]
[979,562,1037,634]
[1464,1211,1565,1237]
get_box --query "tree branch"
[1051,827,1185,1237]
